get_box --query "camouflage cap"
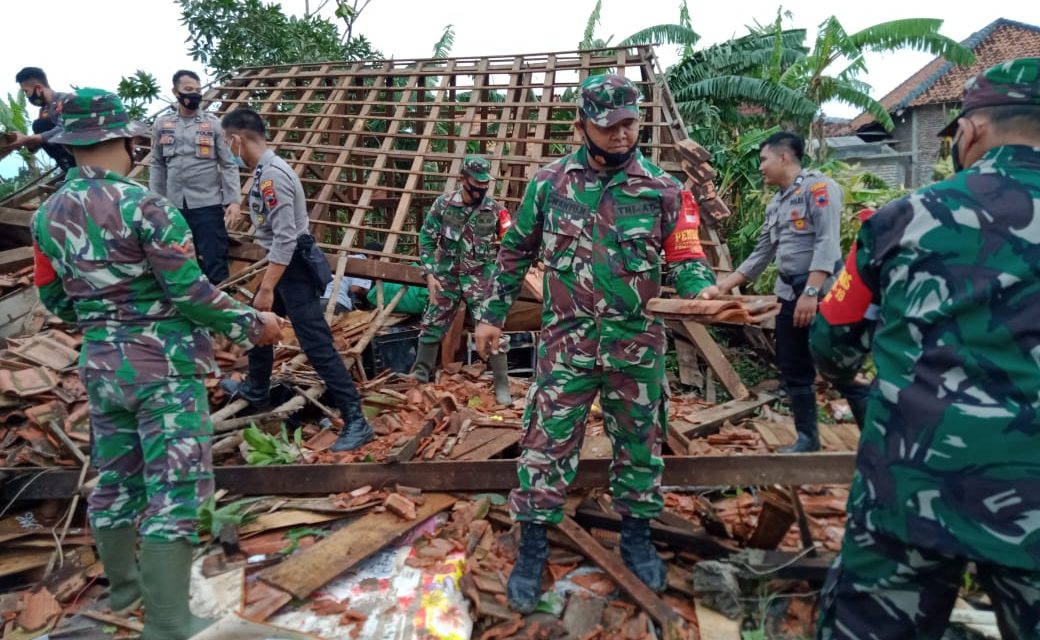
[577,74,640,127]
[461,155,492,182]
[50,88,150,146]
[938,57,1040,137]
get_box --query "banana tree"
[781,16,975,158]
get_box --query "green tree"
[432,24,455,59]
[117,70,162,120]
[0,92,43,180]
[178,0,380,77]
[781,16,974,156]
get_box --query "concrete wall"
[888,103,955,187]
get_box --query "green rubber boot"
[489,352,512,406]
[409,341,440,383]
[93,525,141,614]
[140,538,212,640]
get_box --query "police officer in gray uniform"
[712,132,868,452]
[149,70,241,284]
[217,107,375,453]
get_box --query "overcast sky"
[2,0,1036,177]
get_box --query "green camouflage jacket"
[478,146,715,370]
[32,165,262,381]
[811,145,1040,569]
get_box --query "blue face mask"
[229,135,246,168]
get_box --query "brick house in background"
[850,18,1040,187]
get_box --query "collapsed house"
[0,46,947,639]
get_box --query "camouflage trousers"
[84,370,214,543]
[817,517,1040,639]
[510,357,666,524]
[419,272,490,344]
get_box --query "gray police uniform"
[736,169,866,414]
[736,170,842,301]
[149,109,240,284]
[244,149,364,417]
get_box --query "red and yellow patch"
[260,179,278,208]
[664,190,706,262]
[810,181,830,208]
[820,208,877,325]
[497,207,513,240]
[792,218,807,230]
[33,243,57,287]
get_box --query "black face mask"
[464,183,488,202]
[123,139,137,172]
[951,140,964,173]
[581,122,637,169]
[177,92,203,111]
[28,89,46,108]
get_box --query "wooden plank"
[673,336,702,387]
[556,516,692,637]
[258,493,456,599]
[680,393,776,440]
[0,549,52,577]
[674,320,749,400]
[455,431,520,461]
[448,426,502,459]
[0,246,32,270]
[2,453,858,500]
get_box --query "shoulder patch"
[260,179,277,208]
[810,182,830,208]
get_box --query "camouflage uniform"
[418,156,511,346]
[478,77,716,524]
[32,90,263,543]
[811,59,1040,639]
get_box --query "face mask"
[177,92,203,111]
[581,122,637,168]
[464,183,488,202]
[230,137,247,168]
[123,138,136,173]
[28,88,46,107]
[951,140,964,173]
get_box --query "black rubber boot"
[506,522,548,614]
[219,378,271,409]
[620,516,666,592]
[409,341,440,383]
[489,353,511,406]
[330,404,375,452]
[780,386,820,453]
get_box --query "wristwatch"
[803,286,820,298]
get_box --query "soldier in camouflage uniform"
[712,131,869,452]
[31,89,281,639]
[473,74,717,612]
[411,156,513,404]
[811,58,1040,639]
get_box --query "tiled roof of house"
[851,18,1040,130]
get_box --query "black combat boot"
[620,516,667,592]
[330,403,375,452]
[780,386,820,453]
[408,341,440,383]
[506,522,549,613]
[219,378,271,409]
